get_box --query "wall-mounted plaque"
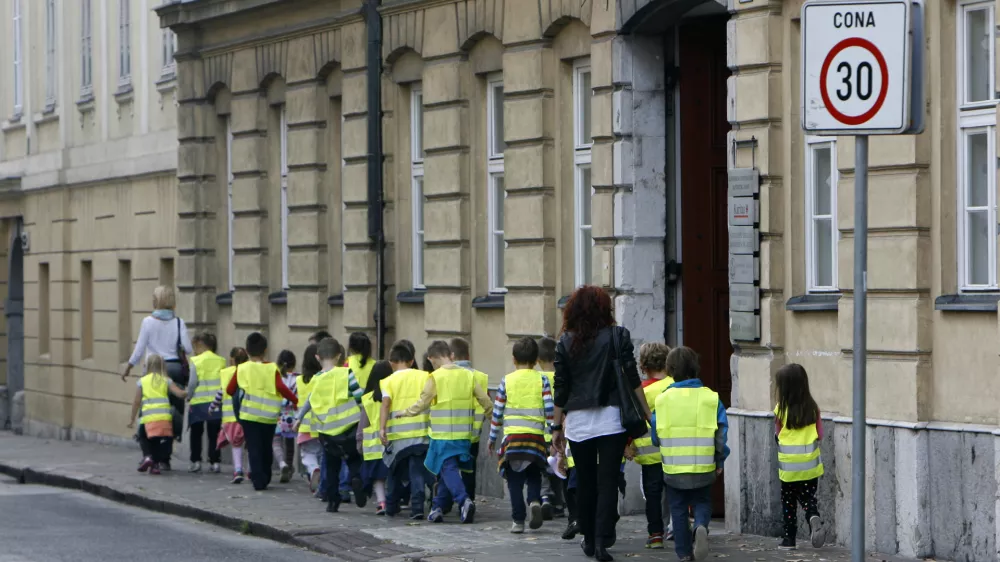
[728,197,758,226]
[728,168,759,198]
[729,226,759,255]
[729,254,758,284]
[730,311,760,341]
[730,283,759,312]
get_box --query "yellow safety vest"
[774,405,825,482]
[309,367,360,437]
[219,366,238,423]
[361,392,383,460]
[471,370,489,443]
[503,369,545,436]
[139,373,172,424]
[296,373,319,437]
[381,369,431,449]
[633,377,675,465]
[655,385,719,475]
[429,367,476,440]
[191,351,227,405]
[566,443,575,469]
[236,361,283,424]
[348,354,376,390]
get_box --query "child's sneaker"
[693,526,709,560]
[137,457,154,473]
[351,477,367,508]
[309,469,321,493]
[645,532,664,549]
[158,461,172,471]
[408,512,424,521]
[326,501,340,513]
[809,516,826,548]
[189,461,202,473]
[561,520,579,540]
[528,501,543,530]
[375,502,387,516]
[510,521,525,534]
[279,464,293,483]
[210,463,221,474]
[666,527,675,541]
[231,471,245,484]
[460,497,476,524]
[427,508,444,523]
[779,538,797,550]
[541,497,554,521]
[149,466,162,475]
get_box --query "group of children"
[126,328,828,561]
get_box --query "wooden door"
[678,17,732,517]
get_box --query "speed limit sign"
[802,0,923,135]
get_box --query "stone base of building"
[725,409,1000,561]
[24,418,139,450]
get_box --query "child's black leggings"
[781,478,820,540]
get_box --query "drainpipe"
[364,0,387,358]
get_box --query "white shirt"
[564,406,625,442]
[128,315,193,366]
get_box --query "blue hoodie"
[650,378,729,490]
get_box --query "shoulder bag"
[611,326,648,439]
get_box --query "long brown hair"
[775,363,819,430]
[561,285,614,356]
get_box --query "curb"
[0,460,429,561]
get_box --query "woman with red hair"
[551,286,652,562]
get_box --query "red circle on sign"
[819,37,890,126]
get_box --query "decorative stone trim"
[114,83,135,105]
[327,294,344,306]
[215,292,233,306]
[471,294,504,309]
[268,290,288,305]
[396,290,425,304]
[785,293,840,312]
[934,293,999,312]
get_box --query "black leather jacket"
[553,326,641,412]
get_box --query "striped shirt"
[488,373,554,444]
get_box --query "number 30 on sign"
[801,0,924,136]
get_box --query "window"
[958,0,998,290]
[45,0,56,107]
[12,0,22,115]
[411,87,425,290]
[118,0,131,84]
[118,260,132,362]
[162,29,176,76]
[226,117,235,292]
[81,261,93,359]
[805,137,838,292]
[573,61,593,287]
[487,75,506,293]
[280,107,290,290]
[81,0,92,94]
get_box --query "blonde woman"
[122,285,196,454]
[127,354,188,475]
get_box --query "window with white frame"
[487,75,506,293]
[805,137,838,292]
[411,87,425,290]
[45,0,56,107]
[162,29,177,76]
[118,0,131,84]
[573,61,593,287]
[226,117,235,292]
[12,0,22,115]
[958,0,998,290]
[81,0,93,94]
[280,106,290,290]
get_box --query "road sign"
[802,0,913,135]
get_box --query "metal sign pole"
[851,134,869,562]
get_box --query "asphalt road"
[0,476,335,562]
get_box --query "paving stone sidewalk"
[0,432,910,562]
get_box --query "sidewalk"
[0,432,909,562]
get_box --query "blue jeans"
[666,484,712,559]
[339,462,351,494]
[506,464,542,522]
[433,456,468,510]
[387,454,429,517]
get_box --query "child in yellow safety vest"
[536,336,566,520]
[294,337,365,513]
[128,354,188,475]
[295,344,324,492]
[210,347,249,483]
[273,350,298,484]
[774,363,826,551]
[356,360,394,515]
[448,337,490,504]
[398,341,493,524]
[187,332,226,474]
[347,332,377,390]
[488,337,555,534]
[650,347,728,562]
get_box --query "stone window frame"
[80,0,93,98]
[12,0,22,117]
[226,115,235,293]
[957,0,998,292]
[44,0,56,111]
[486,73,506,294]
[804,136,839,293]
[118,0,131,88]
[279,104,290,290]
[411,85,425,291]
[161,29,177,78]
[573,59,593,287]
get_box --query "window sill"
[33,109,59,126]
[786,294,840,312]
[934,293,999,312]
[114,83,135,105]
[397,290,426,304]
[327,294,344,306]
[557,295,570,309]
[268,290,288,305]
[472,294,505,309]
[215,292,233,306]
[156,73,177,94]
[0,117,26,133]
[76,93,96,114]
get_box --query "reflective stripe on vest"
[503,369,546,436]
[382,369,431,446]
[655,385,719,475]
[775,405,825,482]
[219,366,238,424]
[139,374,172,425]
[191,351,226,405]
[235,362,283,423]
[471,370,489,443]
[429,367,476,440]
[362,392,383,460]
[633,377,674,465]
[309,367,360,437]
